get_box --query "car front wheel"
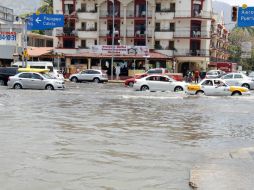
[45,85,54,90]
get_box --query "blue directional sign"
[27,14,64,30]
[238,7,254,27]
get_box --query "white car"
[221,73,254,89]
[206,70,225,78]
[8,72,65,90]
[69,69,108,83]
[133,75,186,92]
[50,69,64,81]
[187,78,250,96]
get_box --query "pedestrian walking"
[194,69,200,83]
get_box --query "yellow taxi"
[186,79,250,96]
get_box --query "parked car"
[0,67,19,86]
[206,70,226,78]
[69,69,108,83]
[186,78,250,96]
[125,73,148,87]
[133,75,186,92]
[50,69,64,81]
[248,71,254,79]
[221,72,254,89]
[146,68,169,75]
[8,72,65,90]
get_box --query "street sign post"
[27,14,64,30]
[237,7,254,27]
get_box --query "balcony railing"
[100,10,120,17]
[56,28,78,37]
[125,10,152,18]
[155,8,175,13]
[78,28,97,31]
[174,49,210,56]
[99,30,120,37]
[174,10,212,19]
[155,28,174,32]
[125,29,153,37]
[174,30,210,38]
[77,8,97,13]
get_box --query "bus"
[12,61,54,72]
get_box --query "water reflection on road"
[0,83,254,190]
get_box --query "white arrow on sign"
[35,17,42,24]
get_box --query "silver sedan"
[8,72,65,90]
[221,73,254,89]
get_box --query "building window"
[155,23,160,31]
[170,23,175,32]
[170,3,175,12]
[81,3,86,11]
[169,41,174,50]
[155,41,162,50]
[95,40,97,45]
[81,22,86,30]
[81,40,87,48]
[156,3,161,12]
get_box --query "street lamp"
[110,0,115,80]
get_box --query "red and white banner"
[91,45,149,55]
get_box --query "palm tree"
[37,0,53,14]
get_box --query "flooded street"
[1,83,254,190]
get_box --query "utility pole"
[111,0,115,80]
[145,0,148,70]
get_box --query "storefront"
[64,51,170,78]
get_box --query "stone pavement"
[189,147,254,190]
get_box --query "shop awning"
[27,47,54,57]
[65,51,169,60]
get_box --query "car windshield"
[42,73,54,79]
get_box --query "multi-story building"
[210,12,229,65]
[53,0,214,75]
[0,5,16,66]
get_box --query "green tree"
[228,27,254,70]
[37,0,53,14]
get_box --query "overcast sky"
[214,0,254,6]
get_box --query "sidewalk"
[189,147,254,189]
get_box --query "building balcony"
[77,12,97,20]
[77,30,98,39]
[100,10,121,18]
[155,12,174,20]
[126,29,153,38]
[174,10,212,19]
[173,30,211,39]
[56,28,78,38]
[99,30,120,38]
[155,30,174,39]
[63,10,77,19]
[174,49,210,57]
[126,10,152,19]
